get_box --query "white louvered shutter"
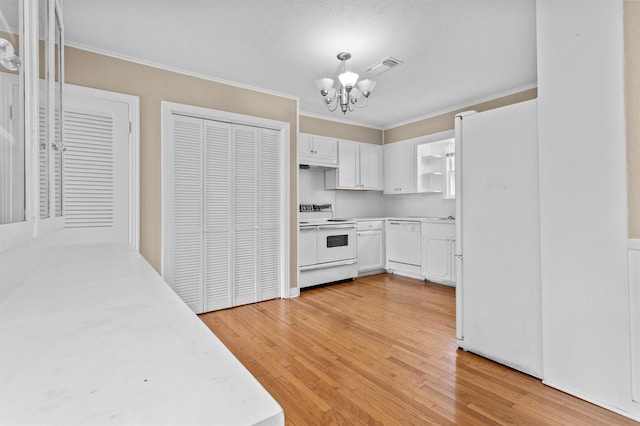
[258,128,280,301]
[54,109,62,217]
[38,105,49,218]
[63,109,114,228]
[168,115,204,313]
[232,124,258,306]
[61,94,129,243]
[203,120,232,312]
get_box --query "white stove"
[298,204,357,288]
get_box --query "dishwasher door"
[385,220,422,267]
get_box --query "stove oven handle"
[318,224,356,230]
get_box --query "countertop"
[0,237,283,425]
[376,217,456,224]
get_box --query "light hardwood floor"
[200,273,637,425]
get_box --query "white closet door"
[63,94,130,242]
[258,128,280,302]
[168,114,204,313]
[38,104,49,218]
[233,124,258,306]
[54,109,62,217]
[203,120,232,312]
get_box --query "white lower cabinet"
[421,222,456,285]
[356,220,385,275]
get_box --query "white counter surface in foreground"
[0,238,283,425]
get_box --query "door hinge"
[9,105,13,120]
[129,121,132,134]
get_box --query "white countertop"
[0,237,283,425]
[385,217,456,224]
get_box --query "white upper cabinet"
[325,140,383,190]
[298,133,337,167]
[383,141,416,194]
[359,143,383,190]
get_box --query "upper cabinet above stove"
[298,133,338,168]
[325,140,383,191]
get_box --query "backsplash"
[383,193,455,218]
[299,167,454,219]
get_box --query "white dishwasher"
[385,219,423,277]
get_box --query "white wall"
[537,0,638,419]
[298,168,385,218]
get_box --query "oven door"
[299,225,318,267]
[316,224,357,264]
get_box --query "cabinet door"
[383,144,399,193]
[423,235,451,282]
[384,142,415,194]
[357,230,384,272]
[396,142,416,193]
[313,136,337,157]
[337,141,358,188]
[359,143,381,189]
[297,133,313,155]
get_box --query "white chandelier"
[314,52,376,114]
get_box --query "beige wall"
[65,47,299,286]
[384,88,538,143]
[299,115,383,144]
[626,0,640,239]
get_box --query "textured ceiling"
[62,0,537,129]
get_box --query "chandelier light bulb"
[0,38,14,59]
[338,71,359,89]
[0,38,21,71]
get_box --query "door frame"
[64,84,140,251]
[160,101,291,300]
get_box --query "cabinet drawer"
[357,220,384,231]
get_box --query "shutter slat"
[63,109,115,228]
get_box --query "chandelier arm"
[352,96,369,109]
[326,101,339,112]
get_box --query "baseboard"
[629,239,640,403]
[289,287,300,298]
[542,380,640,422]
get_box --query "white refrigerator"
[455,99,543,378]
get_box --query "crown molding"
[298,110,383,130]
[64,41,300,102]
[383,82,538,130]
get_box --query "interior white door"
[203,120,232,312]
[167,114,204,313]
[62,93,131,244]
[257,127,281,302]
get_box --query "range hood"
[299,163,338,170]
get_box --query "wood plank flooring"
[199,273,637,425]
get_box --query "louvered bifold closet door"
[39,105,49,218]
[232,124,258,306]
[168,115,204,313]
[203,120,232,312]
[54,109,62,217]
[63,109,114,228]
[258,128,281,301]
